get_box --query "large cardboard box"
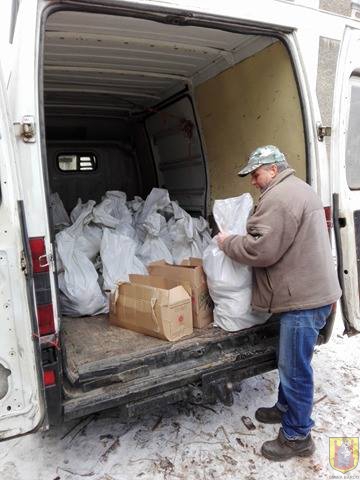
[148,258,213,329]
[109,274,193,341]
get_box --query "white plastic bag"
[100,228,147,291]
[203,193,270,331]
[127,195,144,225]
[104,190,133,225]
[166,200,188,221]
[77,224,102,261]
[171,215,202,265]
[193,216,212,250]
[159,214,173,251]
[167,202,203,264]
[136,188,171,242]
[50,192,70,229]
[92,198,120,229]
[70,198,95,224]
[137,213,173,265]
[68,200,103,261]
[56,206,108,316]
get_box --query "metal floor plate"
[61,315,237,385]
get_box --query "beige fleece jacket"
[222,169,342,313]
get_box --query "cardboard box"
[109,274,193,341]
[148,258,213,329]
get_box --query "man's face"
[250,165,277,192]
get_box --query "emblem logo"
[329,437,359,474]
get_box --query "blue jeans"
[275,304,332,440]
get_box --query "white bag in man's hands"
[203,193,270,331]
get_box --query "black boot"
[261,428,315,461]
[255,404,283,424]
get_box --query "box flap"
[168,285,192,307]
[148,260,205,288]
[180,258,203,267]
[129,274,168,289]
[147,260,170,268]
[130,273,191,295]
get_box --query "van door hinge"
[14,116,36,143]
[317,123,331,142]
[20,250,29,275]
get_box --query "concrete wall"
[319,0,352,16]
[316,37,340,156]
[195,41,306,204]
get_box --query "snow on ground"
[1,315,359,480]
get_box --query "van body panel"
[145,95,207,215]
[195,40,306,203]
[331,25,360,333]
[0,64,45,440]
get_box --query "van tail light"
[29,237,56,336]
[43,370,56,386]
[37,304,55,335]
[29,237,49,273]
[30,238,61,418]
[324,206,332,231]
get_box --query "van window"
[57,153,97,172]
[345,76,360,190]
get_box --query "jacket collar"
[259,168,295,200]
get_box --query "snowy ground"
[1,315,359,480]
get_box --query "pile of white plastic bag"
[203,193,270,331]
[51,188,212,317]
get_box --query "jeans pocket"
[315,304,332,330]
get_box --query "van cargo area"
[42,9,307,420]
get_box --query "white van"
[1,0,359,440]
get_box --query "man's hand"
[216,232,230,250]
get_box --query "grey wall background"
[319,0,352,16]
[316,37,340,153]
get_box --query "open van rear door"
[331,25,360,335]
[0,64,45,439]
[145,95,207,216]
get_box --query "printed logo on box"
[329,437,359,474]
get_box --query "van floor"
[61,315,256,387]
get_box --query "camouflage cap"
[238,145,286,177]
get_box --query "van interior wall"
[195,41,306,204]
[46,117,157,212]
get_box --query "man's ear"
[270,164,278,177]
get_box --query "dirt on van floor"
[0,314,359,480]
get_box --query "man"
[216,145,341,461]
